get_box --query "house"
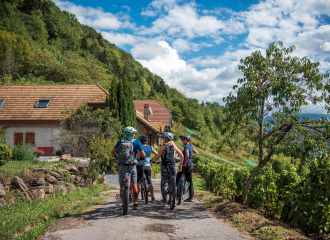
[0,84,108,155]
[134,100,172,146]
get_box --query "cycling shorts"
[137,165,152,185]
[118,164,137,185]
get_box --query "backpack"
[161,144,175,166]
[117,139,135,163]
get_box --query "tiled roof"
[134,100,171,126]
[136,110,164,133]
[0,84,109,121]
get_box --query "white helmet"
[124,126,137,135]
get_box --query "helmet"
[139,135,148,143]
[124,126,137,135]
[162,132,174,140]
[179,134,191,141]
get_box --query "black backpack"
[161,144,175,166]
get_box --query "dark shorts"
[137,165,152,185]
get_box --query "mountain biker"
[111,126,145,210]
[151,132,184,206]
[136,135,158,203]
[176,134,199,202]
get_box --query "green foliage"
[62,170,73,183]
[0,128,12,162]
[11,144,36,162]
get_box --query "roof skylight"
[35,99,51,108]
[0,99,5,108]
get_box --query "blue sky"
[54,0,330,113]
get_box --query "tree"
[108,78,119,118]
[222,41,330,205]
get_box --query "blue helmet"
[179,134,191,141]
[162,132,174,140]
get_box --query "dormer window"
[35,99,51,108]
[0,99,5,108]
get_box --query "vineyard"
[194,153,330,238]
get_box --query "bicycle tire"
[143,175,148,204]
[169,178,175,210]
[123,186,129,215]
[177,177,183,205]
[141,181,145,200]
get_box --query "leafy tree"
[222,41,330,205]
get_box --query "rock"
[1,178,11,191]
[55,185,68,195]
[60,154,71,160]
[12,177,29,192]
[78,166,86,173]
[24,225,32,233]
[57,181,64,186]
[44,184,54,194]
[30,168,48,174]
[49,172,63,181]
[7,197,15,204]
[45,174,58,184]
[18,191,31,200]
[75,176,85,186]
[44,216,49,221]
[65,163,79,175]
[66,183,76,192]
[30,178,46,187]
[31,189,45,199]
[0,197,6,207]
[0,183,5,197]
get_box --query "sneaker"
[151,197,155,203]
[184,197,194,202]
[133,203,138,210]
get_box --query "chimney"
[144,104,150,121]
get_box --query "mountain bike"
[140,165,149,204]
[120,161,136,215]
[177,166,190,205]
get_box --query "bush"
[63,171,73,183]
[12,144,36,162]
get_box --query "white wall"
[1,123,66,155]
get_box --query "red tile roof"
[136,110,164,133]
[0,84,109,121]
[134,100,171,126]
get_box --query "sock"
[134,202,138,205]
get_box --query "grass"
[0,184,111,240]
[193,172,307,240]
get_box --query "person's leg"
[171,166,177,200]
[185,163,194,199]
[131,165,139,208]
[145,167,154,199]
[136,165,143,196]
[161,165,169,204]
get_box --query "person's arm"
[184,148,189,166]
[138,150,146,158]
[151,148,158,155]
[192,148,199,156]
[174,145,184,172]
[111,148,117,157]
[151,145,164,162]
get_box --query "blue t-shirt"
[138,145,153,166]
[114,137,143,157]
[182,144,194,163]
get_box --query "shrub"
[12,144,36,162]
[63,171,73,183]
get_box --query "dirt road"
[40,179,250,240]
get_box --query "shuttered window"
[14,133,23,146]
[25,132,35,144]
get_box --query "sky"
[53,0,330,114]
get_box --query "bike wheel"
[123,187,129,215]
[169,179,175,210]
[177,178,183,205]
[141,182,145,200]
[143,175,148,204]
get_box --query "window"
[14,133,23,146]
[0,99,5,108]
[35,99,51,108]
[25,132,35,144]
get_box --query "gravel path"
[40,179,250,240]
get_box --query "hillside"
[0,0,225,139]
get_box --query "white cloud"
[141,0,177,17]
[53,0,133,30]
[101,32,147,46]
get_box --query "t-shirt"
[182,144,193,163]
[114,137,143,158]
[138,145,153,166]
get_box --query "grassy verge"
[193,173,307,240]
[0,184,111,240]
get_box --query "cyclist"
[136,135,158,203]
[176,134,199,202]
[151,132,184,206]
[111,126,145,210]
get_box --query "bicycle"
[177,166,190,205]
[155,158,180,210]
[119,161,136,215]
[139,165,149,204]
